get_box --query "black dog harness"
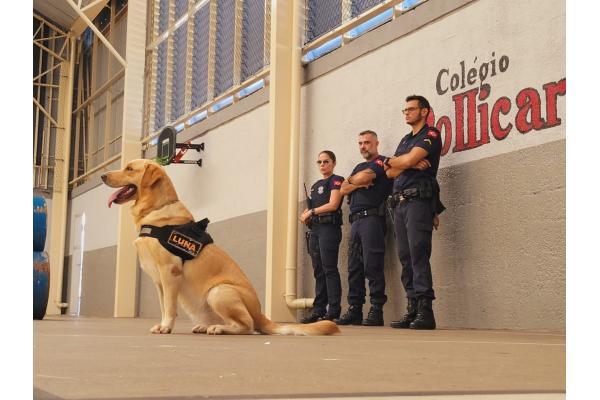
[138,218,213,261]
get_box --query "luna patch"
[168,230,202,257]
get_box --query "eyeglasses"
[402,107,421,114]
[316,160,331,165]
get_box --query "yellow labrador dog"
[102,159,339,336]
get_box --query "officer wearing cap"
[299,151,345,323]
[384,95,445,330]
[335,130,393,326]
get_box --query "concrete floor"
[33,317,565,400]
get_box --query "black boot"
[319,309,340,321]
[362,304,384,326]
[409,297,436,330]
[300,310,324,324]
[390,298,417,329]
[318,313,339,321]
[334,305,363,325]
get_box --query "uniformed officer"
[335,130,393,326]
[384,95,445,330]
[299,151,345,323]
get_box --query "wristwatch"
[384,157,392,168]
[310,209,316,216]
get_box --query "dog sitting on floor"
[102,159,339,335]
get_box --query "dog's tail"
[255,314,340,336]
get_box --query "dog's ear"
[141,163,162,188]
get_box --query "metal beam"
[33,61,63,83]
[33,97,60,127]
[33,33,69,43]
[71,0,109,36]
[207,0,217,102]
[34,12,68,36]
[68,154,121,185]
[66,0,127,67]
[233,0,243,86]
[33,40,67,63]
[72,68,125,113]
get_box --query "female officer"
[299,150,345,323]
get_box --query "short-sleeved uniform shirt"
[310,174,345,209]
[393,124,442,193]
[349,155,393,213]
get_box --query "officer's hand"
[433,214,440,230]
[414,159,431,170]
[299,209,311,224]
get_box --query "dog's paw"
[150,324,172,334]
[206,325,224,335]
[192,324,207,334]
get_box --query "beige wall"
[165,104,269,224]
[66,0,565,330]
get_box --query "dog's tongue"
[107,186,130,208]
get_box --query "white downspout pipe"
[284,0,313,310]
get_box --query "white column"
[113,0,147,317]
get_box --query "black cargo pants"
[394,198,435,300]
[309,223,342,316]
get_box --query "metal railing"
[302,0,427,63]
[143,0,271,144]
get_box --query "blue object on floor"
[33,196,47,252]
[34,251,50,320]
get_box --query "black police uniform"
[346,156,393,310]
[392,124,443,303]
[307,174,345,319]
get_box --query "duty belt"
[391,188,420,205]
[312,211,342,225]
[349,207,381,223]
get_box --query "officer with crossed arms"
[384,95,445,330]
[336,130,393,326]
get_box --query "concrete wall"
[65,0,565,330]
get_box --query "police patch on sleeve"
[333,179,342,187]
[375,159,384,167]
[427,130,438,138]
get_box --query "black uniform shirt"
[349,155,393,213]
[393,124,442,193]
[310,174,345,209]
